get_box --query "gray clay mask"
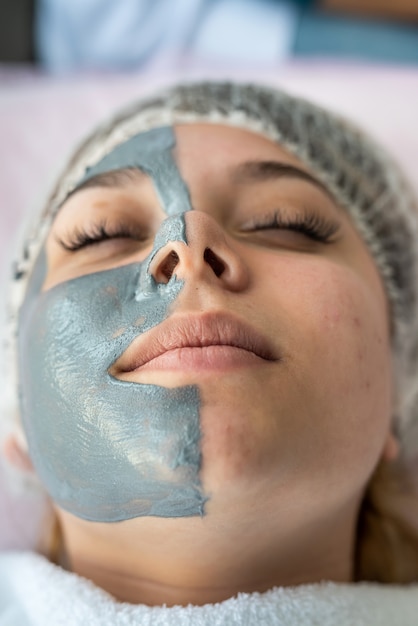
[18,127,207,522]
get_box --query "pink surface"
[0,60,417,549]
[0,466,48,550]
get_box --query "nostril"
[204,247,225,278]
[158,250,179,283]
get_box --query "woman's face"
[19,124,394,525]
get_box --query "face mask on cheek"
[17,127,207,523]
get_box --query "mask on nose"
[18,126,208,522]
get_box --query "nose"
[148,212,249,292]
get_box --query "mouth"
[110,312,278,377]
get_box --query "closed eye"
[57,221,149,252]
[246,210,341,244]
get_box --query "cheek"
[307,266,388,391]
[195,253,393,504]
[283,260,393,466]
[18,260,206,522]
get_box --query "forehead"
[175,123,305,166]
[71,126,192,218]
[62,123,335,210]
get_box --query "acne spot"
[352,316,361,329]
[201,412,258,485]
[323,309,341,329]
[375,333,383,346]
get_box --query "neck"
[57,497,358,606]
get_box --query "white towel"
[1,551,418,625]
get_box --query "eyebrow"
[67,160,336,207]
[67,168,146,198]
[233,160,336,203]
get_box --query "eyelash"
[58,210,339,252]
[58,222,147,252]
[248,211,340,244]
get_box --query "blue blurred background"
[1,0,417,71]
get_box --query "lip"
[110,312,278,375]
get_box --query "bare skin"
[6,124,398,606]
